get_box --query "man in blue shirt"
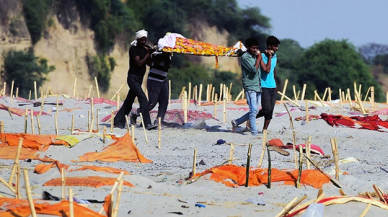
[256,36,281,131]
[231,38,272,135]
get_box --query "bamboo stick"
[30,109,34,134]
[280,79,289,102]
[331,138,339,180]
[35,115,41,134]
[0,174,16,193]
[9,138,23,185]
[158,117,161,149]
[292,131,297,169]
[363,87,371,102]
[211,86,215,103]
[275,197,298,217]
[192,148,197,176]
[284,104,295,129]
[314,90,325,107]
[3,82,6,96]
[305,100,309,124]
[371,86,375,112]
[359,203,372,217]
[168,80,171,108]
[15,164,20,199]
[179,86,186,99]
[69,188,74,217]
[206,84,209,102]
[322,87,328,101]
[328,87,332,102]
[10,80,14,105]
[23,169,37,217]
[183,91,188,123]
[214,93,218,118]
[347,88,352,109]
[34,81,37,100]
[267,142,272,188]
[223,97,226,123]
[39,94,46,116]
[304,155,342,188]
[116,94,120,110]
[339,88,343,108]
[139,112,148,144]
[258,130,267,167]
[198,84,203,106]
[0,121,3,133]
[113,179,124,217]
[293,85,297,101]
[96,108,99,132]
[28,90,31,101]
[131,125,135,143]
[229,143,235,165]
[307,136,311,169]
[219,83,223,101]
[110,82,126,100]
[15,87,19,98]
[277,91,301,106]
[98,172,125,214]
[234,89,243,101]
[73,78,77,97]
[95,77,100,98]
[103,126,106,143]
[124,115,130,132]
[372,184,387,203]
[61,168,66,200]
[24,108,28,133]
[282,195,307,216]
[245,143,253,187]
[297,146,303,188]
[55,114,58,135]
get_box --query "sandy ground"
[1,95,388,217]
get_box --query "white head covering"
[131,29,148,46]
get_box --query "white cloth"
[130,29,148,46]
[157,33,186,50]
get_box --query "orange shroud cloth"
[0,198,105,217]
[194,165,330,189]
[75,132,152,163]
[70,165,130,175]
[34,157,69,174]
[43,176,134,188]
[0,133,67,150]
[233,99,247,105]
[0,144,39,160]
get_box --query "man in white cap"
[114,29,157,130]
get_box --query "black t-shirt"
[128,45,148,77]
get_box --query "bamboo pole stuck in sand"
[16,87,19,98]
[339,88,343,108]
[219,83,223,101]
[54,114,58,135]
[363,87,371,102]
[188,82,192,106]
[330,138,339,180]
[245,143,253,187]
[103,126,106,143]
[23,169,37,217]
[211,86,215,103]
[280,79,289,102]
[267,142,272,188]
[69,188,74,217]
[34,81,37,100]
[223,97,226,123]
[110,110,114,133]
[297,146,303,188]
[347,88,352,109]
[304,155,342,188]
[322,87,328,101]
[36,115,41,134]
[3,82,6,96]
[305,100,309,124]
[95,77,100,98]
[70,115,74,135]
[10,80,14,105]
[328,87,332,102]
[28,90,31,101]
[198,84,203,106]
[258,130,267,167]
[372,184,387,204]
[293,85,297,101]
[110,82,126,100]
[61,168,66,200]
[168,80,171,108]
[15,164,20,199]
[284,104,295,130]
[371,86,375,112]
[139,112,149,144]
[234,89,243,101]
[292,131,297,169]
[192,148,197,176]
[30,109,34,134]
[9,138,23,185]
[360,203,372,217]
[116,94,120,110]
[179,86,186,99]
[0,121,3,133]
[24,108,28,133]
[39,94,46,116]
[98,172,125,214]
[306,136,312,169]
[282,195,308,217]
[213,93,218,118]
[158,117,161,149]
[314,90,325,107]
[125,115,130,132]
[131,125,135,143]
[206,84,209,102]
[277,91,301,106]
[87,85,92,98]
[229,143,235,165]
[96,109,99,132]
[275,196,298,217]
[112,179,124,217]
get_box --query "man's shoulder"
[241,52,252,60]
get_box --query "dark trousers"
[144,79,169,122]
[256,88,277,120]
[114,74,151,126]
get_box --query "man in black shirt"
[113,29,157,130]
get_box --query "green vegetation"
[293,39,383,101]
[1,50,55,98]
[22,0,50,44]
[87,55,115,92]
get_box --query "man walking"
[113,29,157,130]
[231,37,271,135]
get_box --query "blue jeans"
[235,90,261,135]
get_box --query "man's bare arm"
[259,51,272,73]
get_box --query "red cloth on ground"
[321,113,388,132]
